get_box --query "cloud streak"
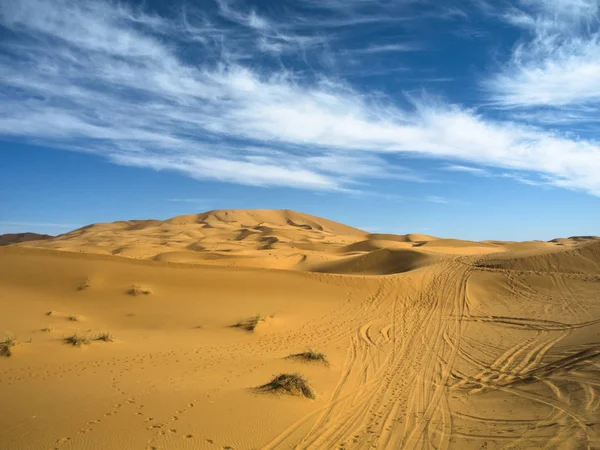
[443,165,491,176]
[0,0,600,196]
[486,0,600,112]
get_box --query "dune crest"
[10,210,599,278]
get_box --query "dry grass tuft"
[67,315,81,322]
[0,334,17,357]
[94,331,113,342]
[255,373,315,399]
[40,327,53,332]
[287,350,329,365]
[63,333,91,347]
[78,278,91,291]
[232,314,266,332]
[128,285,152,296]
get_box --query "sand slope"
[478,239,600,274]
[2,210,599,449]
[308,248,439,275]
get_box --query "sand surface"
[1,210,599,449]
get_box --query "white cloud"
[443,165,491,176]
[0,0,600,197]
[486,0,600,109]
[519,0,599,24]
[499,172,547,187]
[425,196,450,204]
[110,153,343,190]
[487,37,600,107]
[348,43,423,54]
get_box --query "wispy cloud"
[499,172,548,187]
[486,0,600,111]
[347,43,423,54]
[0,0,600,197]
[425,195,450,204]
[443,165,491,176]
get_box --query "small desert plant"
[63,333,91,347]
[40,327,53,332]
[78,278,91,291]
[128,285,152,296]
[287,350,329,366]
[0,334,17,357]
[255,373,315,399]
[232,314,267,332]
[67,315,81,322]
[94,331,113,342]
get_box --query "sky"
[0,0,599,241]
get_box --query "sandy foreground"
[1,210,599,450]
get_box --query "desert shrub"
[94,332,113,342]
[255,373,315,399]
[78,278,91,291]
[128,285,152,296]
[63,333,91,347]
[0,334,17,357]
[287,350,329,365]
[232,314,266,332]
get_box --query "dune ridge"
[11,209,594,275]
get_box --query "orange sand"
[1,210,599,449]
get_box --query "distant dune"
[366,233,438,243]
[2,210,599,449]
[0,232,53,246]
[478,239,600,274]
[15,209,593,275]
[310,248,439,275]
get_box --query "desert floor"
[1,210,599,450]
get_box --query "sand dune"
[478,239,600,274]
[14,210,371,272]
[0,232,52,246]
[415,238,497,248]
[366,233,438,243]
[8,210,504,274]
[550,235,600,245]
[2,210,599,449]
[309,248,439,275]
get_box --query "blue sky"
[1,0,599,240]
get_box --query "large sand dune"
[1,210,599,449]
